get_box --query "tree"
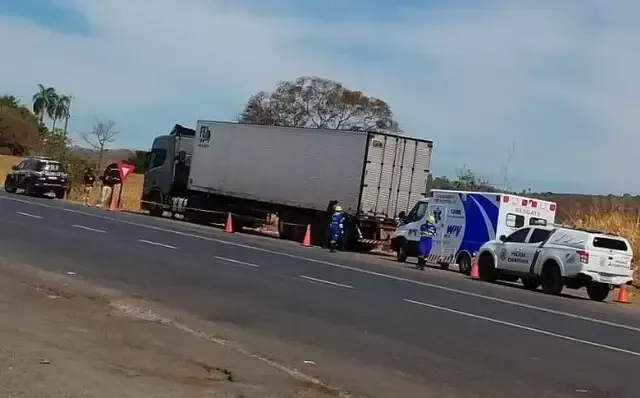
[40,129,71,162]
[81,119,119,169]
[32,84,58,126]
[48,94,71,135]
[126,150,150,174]
[238,76,400,132]
[0,105,41,156]
[450,166,498,192]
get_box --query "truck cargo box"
[188,121,433,219]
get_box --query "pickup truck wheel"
[586,282,610,302]
[521,278,540,291]
[478,253,498,283]
[396,240,408,263]
[540,262,563,295]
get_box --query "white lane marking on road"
[138,239,176,249]
[298,275,354,290]
[214,256,259,268]
[72,224,106,233]
[2,194,639,333]
[16,211,43,219]
[403,298,640,357]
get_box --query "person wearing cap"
[417,214,437,270]
[328,204,346,252]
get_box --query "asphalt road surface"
[1,191,639,398]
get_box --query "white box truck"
[390,189,557,273]
[141,121,434,250]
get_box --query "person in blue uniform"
[329,205,346,252]
[417,215,437,270]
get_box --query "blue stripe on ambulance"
[458,193,499,258]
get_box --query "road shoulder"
[0,261,342,398]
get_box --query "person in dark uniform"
[329,205,346,252]
[323,200,339,248]
[82,167,96,206]
[98,163,122,208]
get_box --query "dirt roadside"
[0,262,344,398]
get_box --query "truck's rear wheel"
[586,282,610,302]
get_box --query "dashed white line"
[298,275,354,290]
[138,239,176,249]
[72,224,106,233]
[2,194,639,334]
[214,256,260,268]
[403,298,640,357]
[16,211,43,219]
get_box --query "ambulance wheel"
[457,252,472,275]
[396,240,408,263]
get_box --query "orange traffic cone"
[224,213,234,233]
[615,285,630,304]
[470,257,479,279]
[301,224,312,247]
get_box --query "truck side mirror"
[397,211,406,223]
[178,151,187,163]
[499,235,507,242]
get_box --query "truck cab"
[141,124,195,215]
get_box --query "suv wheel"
[3,176,16,193]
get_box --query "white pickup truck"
[476,225,634,301]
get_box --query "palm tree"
[32,84,57,126]
[48,94,71,133]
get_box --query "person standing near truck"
[323,200,339,248]
[417,214,437,270]
[329,205,346,252]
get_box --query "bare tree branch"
[81,119,119,169]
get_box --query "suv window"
[506,213,524,228]
[39,162,63,172]
[529,217,547,226]
[529,228,551,243]
[505,228,530,243]
[592,237,628,251]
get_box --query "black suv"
[4,156,68,198]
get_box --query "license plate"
[600,274,613,283]
[48,176,57,180]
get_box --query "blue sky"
[1,0,638,194]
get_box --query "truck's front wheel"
[586,282,610,302]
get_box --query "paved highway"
[1,191,639,398]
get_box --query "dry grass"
[566,208,640,286]
[0,154,143,211]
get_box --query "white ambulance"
[390,189,557,274]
